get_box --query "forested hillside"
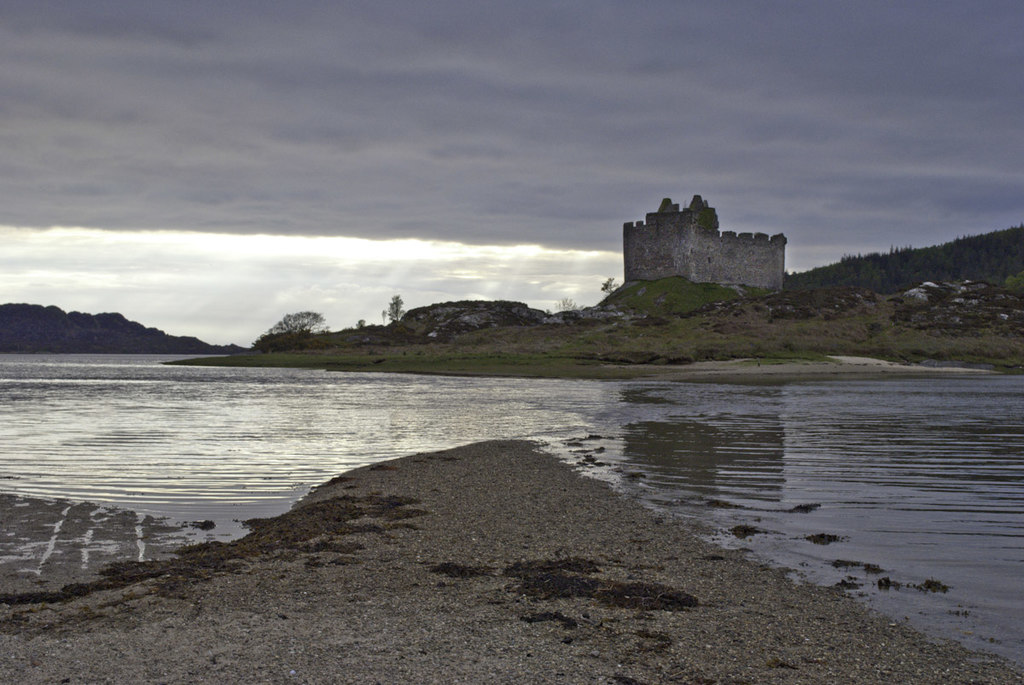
[785,225,1024,292]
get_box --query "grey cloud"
[1,1,1021,264]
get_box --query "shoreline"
[0,494,193,596]
[2,441,1019,682]
[172,352,1009,383]
[638,355,1000,383]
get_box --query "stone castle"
[623,195,786,290]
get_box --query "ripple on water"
[1,355,1022,665]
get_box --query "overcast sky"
[2,1,1022,344]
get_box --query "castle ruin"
[623,195,786,290]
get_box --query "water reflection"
[612,377,1024,665]
[622,419,785,497]
[619,385,786,500]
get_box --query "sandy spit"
[647,356,998,383]
[1,441,1019,684]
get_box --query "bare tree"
[386,294,405,323]
[556,297,578,312]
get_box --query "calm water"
[609,380,1024,665]
[0,355,615,536]
[0,355,1021,664]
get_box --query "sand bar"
[646,356,999,383]
[1,441,1020,683]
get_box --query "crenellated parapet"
[623,195,786,289]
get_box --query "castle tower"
[622,195,786,289]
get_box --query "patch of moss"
[697,207,718,230]
[603,277,748,317]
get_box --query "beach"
[0,440,1019,683]
[646,356,999,383]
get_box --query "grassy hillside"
[174,281,1024,377]
[785,225,1024,293]
[601,278,768,316]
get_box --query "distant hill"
[0,304,246,354]
[785,225,1024,293]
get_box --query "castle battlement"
[623,195,786,289]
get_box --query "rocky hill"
[400,300,550,341]
[694,281,1024,335]
[0,304,246,354]
[176,277,1024,375]
[893,281,1024,335]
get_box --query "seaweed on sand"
[429,562,493,578]
[503,558,697,611]
[912,578,950,593]
[729,524,762,539]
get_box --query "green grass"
[173,281,1024,378]
[602,277,759,317]
[170,351,681,379]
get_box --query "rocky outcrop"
[693,286,880,320]
[542,305,632,324]
[893,281,1024,335]
[397,299,634,341]
[0,304,246,354]
[678,280,1024,339]
[400,300,549,341]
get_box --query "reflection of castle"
[618,388,785,498]
[623,195,787,289]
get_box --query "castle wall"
[682,227,787,289]
[623,214,685,282]
[623,197,786,289]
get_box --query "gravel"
[1,440,1019,683]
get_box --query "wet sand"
[0,494,188,596]
[651,356,999,383]
[1,440,1019,683]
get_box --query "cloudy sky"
[2,1,1021,345]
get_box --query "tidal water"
[0,354,1021,664]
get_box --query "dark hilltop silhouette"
[0,304,246,354]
